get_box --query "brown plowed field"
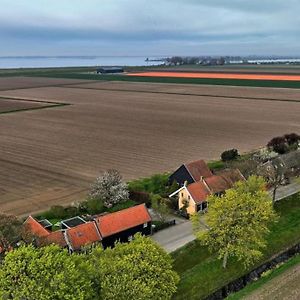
[0,77,299,216]
[243,263,300,300]
[0,98,48,113]
[128,71,300,81]
[0,76,94,91]
[66,81,300,102]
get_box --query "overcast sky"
[1,0,299,56]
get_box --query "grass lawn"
[226,254,300,299]
[171,192,300,299]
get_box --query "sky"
[1,0,299,56]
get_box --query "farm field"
[0,76,93,91]
[0,76,299,216]
[0,98,50,113]
[242,262,300,300]
[128,71,300,81]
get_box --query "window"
[143,222,148,228]
[181,192,184,197]
[188,195,190,200]
[128,235,133,241]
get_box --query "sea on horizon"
[0,56,164,69]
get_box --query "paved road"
[151,220,194,253]
[274,180,300,201]
[152,180,300,252]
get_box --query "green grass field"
[171,192,300,299]
[1,66,300,88]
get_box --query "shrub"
[284,133,300,146]
[128,173,169,196]
[129,190,151,207]
[221,149,239,162]
[83,198,105,215]
[267,136,288,154]
[42,205,67,219]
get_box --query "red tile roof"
[218,169,245,185]
[95,204,151,238]
[186,181,210,204]
[44,231,67,248]
[204,175,230,194]
[185,160,213,181]
[23,216,50,238]
[66,222,101,251]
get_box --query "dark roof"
[61,216,86,228]
[184,160,213,181]
[94,204,151,238]
[38,219,52,228]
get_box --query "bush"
[221,149,239,162]
[83,198,105,215]
[284,133,300,146]
[267,136,289,154]
[41,206,68,220]
[129,190,151,207]
[207,160,225,171]
[128,174,169,196]
[107,200,136,213]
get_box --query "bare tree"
[257,161,286,204]
[89,169,129,208]
[0,214,22,252]
[151,194,170,223]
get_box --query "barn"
[96,66,124,74]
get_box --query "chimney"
[184,180,188,187]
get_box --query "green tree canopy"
[0,244,96,300]
[193,176,277,268]
[91,234,179,300]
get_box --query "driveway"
[151,220,194,253]
[274,179,300,201]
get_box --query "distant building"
[96,67,124,74]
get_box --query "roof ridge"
[97,203,145,219]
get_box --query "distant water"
[0,56,164,69]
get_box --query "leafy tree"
[0,244,96,300]
[221,149,239,162]
[0,214,22,253]
[193,176,277,268]
[91,234,179,300]
[151,194,170,222]
[89,169,129,207]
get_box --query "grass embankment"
[1,66,300,88]
[172,192,300,299]
[226,254,300,299]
